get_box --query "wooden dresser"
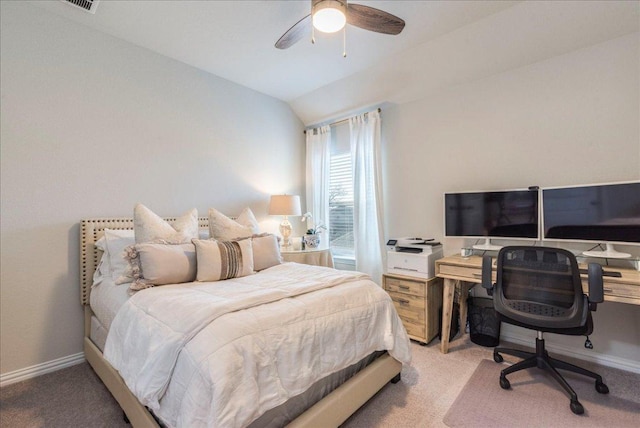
[382,273,443,345]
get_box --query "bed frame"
[80,218,402,427]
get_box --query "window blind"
[329,152,354,258]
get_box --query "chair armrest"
[588,263,604,306]
[482,255,493,296]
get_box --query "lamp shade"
[268,195,302,216]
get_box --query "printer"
[386,237,443,279]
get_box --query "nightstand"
[281,245,334,268]
[383,273,443,345]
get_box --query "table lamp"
[268,194,301,247]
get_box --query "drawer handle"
[472,273,482,278]
[603,288,613,293]
[399,285,410,290]
[398,298,410,305]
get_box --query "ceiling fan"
[275,0,405,50]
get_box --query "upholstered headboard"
[80,217,211,305]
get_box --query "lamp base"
[280,217,292,247]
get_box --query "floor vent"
[60,0,100,14]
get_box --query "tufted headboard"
[80,217,211,305]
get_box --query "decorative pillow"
[101,229,135,282]
[93,236,108,285]
[134,203,199,244]
[208,207,259,241]
[193,238,254,282]
[251,233,283,271]
[125,242,197,292]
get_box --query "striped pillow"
[193,239,254,281]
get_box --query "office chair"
[481,246,609,415]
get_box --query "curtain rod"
[303,108,381,134]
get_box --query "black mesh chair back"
[494,247,587,330]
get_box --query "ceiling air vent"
[60,0,100,14]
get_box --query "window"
[329,152,354,259]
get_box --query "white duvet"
[104,263,411,428]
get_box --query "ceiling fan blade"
[275,14,312,49]
[347,4,405,35]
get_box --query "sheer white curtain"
[350,110,384,283]
[305,125,331,232]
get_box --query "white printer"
[386,237,443,279]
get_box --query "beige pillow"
[208,207,259,241]
[251,234,283,271]
[193,239,254,282]
[134,203,199,244]
[125,242,197,292]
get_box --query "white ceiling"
[33,0,520,101]
[32,1,640,125]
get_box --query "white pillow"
[208,207,260,241]
[116,205,198,285]
[251,234,283,271]
[102,229,135,282]
[134,203,199,244]
[93,236,108,286]
[193,238,254,282]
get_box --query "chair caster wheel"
[570,400,584,415]
[499,376,510,390]
[595,381,609,394]
[493,353,503,363]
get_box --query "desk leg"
[441,278,456,354]
[458,283,472,336]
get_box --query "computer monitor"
[542,181,640,258]
[444,189,539,250]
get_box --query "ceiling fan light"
[312,0,346,33]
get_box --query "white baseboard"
[0,352,85,388]
[500,330,640,374]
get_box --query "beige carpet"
[1,336,638,427]
[443,359,640,428]
[343,337,508,427]
[343,337,640,428]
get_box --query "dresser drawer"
[401,316,426,339]
[582,280,640,300]
[437,264,481,281]
[389,292,425,310]
[385,277,425,297]
[395,304,425,322]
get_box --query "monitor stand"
[582,243,631,259]
[472,238,502,251]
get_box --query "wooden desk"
[435,254,640,354]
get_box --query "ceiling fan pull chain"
[311,24,315,44]
[343,26,347,58]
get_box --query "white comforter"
[104,263,411,428]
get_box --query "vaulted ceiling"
[34,1,639,124]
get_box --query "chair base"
[494,336,609,415]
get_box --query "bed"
[80,217,411,427]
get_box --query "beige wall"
[0,3,304,375]
[381,33,640,369]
